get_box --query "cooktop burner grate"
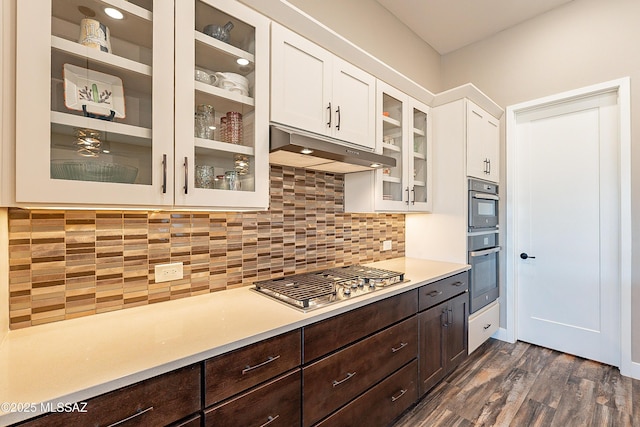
[253,265,405,310]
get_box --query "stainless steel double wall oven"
[468,178,500,313]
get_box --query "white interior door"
[515,91,620,366]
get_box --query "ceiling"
[376,0,575,54]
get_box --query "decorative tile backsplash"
[8,166,405,329]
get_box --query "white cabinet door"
[331,58,376,149]
[174,0,269,210]
[271,23,332,136]
[466,100,499,183]
[15,0,174,207]
[408,98,432,212]
[344,81,431,213]
[270,24,375,149]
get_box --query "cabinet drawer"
[418,272,468,311]
[304,290,418,363]
[16,364,201,427]
[303,316,417,427]
[204,329,301,406]
[204,369,301,427]
[316,360,418,427]
[468,301,499,354]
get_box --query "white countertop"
[0,257,468,425]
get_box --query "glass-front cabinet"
[16,0,174,206]
[15,0,267,209]
[375,81,432,212]
[174,0,268,209]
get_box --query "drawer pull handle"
[391,389,407,402]
[452,281,464,287]
[428,290,443,298]
[259,414,280,427]
[333,371,356,387]
[106,406,154,427]
[242,355,281,374]
[391,342,408,353]
[483,323,492,330]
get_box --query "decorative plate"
[63,64,125,119]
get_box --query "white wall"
[440,0,640,361]
[287,0,442,92]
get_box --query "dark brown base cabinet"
[204,369,301,426]
[14,364,202,427]
[417,272,469,395]
[11,272,470,427]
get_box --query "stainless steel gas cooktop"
[253,265,406,311]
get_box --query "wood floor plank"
[515,343,556,375]
[595,366,633,414]
[525,352,575,408]
[473,368,538,426]
[549,376,597,427]
[633,378,640,425]
[510,398,556,427]
[589,403,633,427]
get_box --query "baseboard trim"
[492,327,512,343]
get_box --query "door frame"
[502,78,635,378]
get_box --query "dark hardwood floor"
[393,339,640,427]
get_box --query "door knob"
[520,253,536,260]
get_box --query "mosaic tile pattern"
[8,166,405,329]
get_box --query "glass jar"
[234,154,250,175]
[194,105,215,139]
[224,170,240,191]
[225,111,243,144]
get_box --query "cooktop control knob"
[343,287,351,296]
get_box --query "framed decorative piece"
[63,63,126,119]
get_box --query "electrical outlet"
[155,262,184,283]
[382,240,392,251]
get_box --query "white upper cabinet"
[174,0,269,210]
[15,0,174,207]
[270,23,375,149]
[13,0,268,209]
[466,100,499,183]
[345,81,432,213]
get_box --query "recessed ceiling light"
[300,148,313,155]
[236,58,250,66]
[370,163,381,168]
[104,7,124,20]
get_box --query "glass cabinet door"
[16,0,174,206]
[174,0,268,209]
[376,81,408,211]
[408,99,432,212]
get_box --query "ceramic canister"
[78,18,111,53]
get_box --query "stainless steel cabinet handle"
[335,105,341,130]
[427,290,443,298]
[441,310,448,327]
[483,158,489,174]
[161,154,167,194]
[411,187,415,205]
[106,407,154,427]
[242,355,281,374]
[488,159,491,174]
[332,371,356,387]
[391,342,408,353]
[183,157,188,194]
[405,187,409,205]
[447,308,453,325]
[483,323,492,330]
[259,415,280,427]
[391,389,407,402]
[327,102,332,128]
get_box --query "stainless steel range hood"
[269,124,396,174]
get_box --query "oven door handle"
[472,193,499,201]
[470,247,501,257]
